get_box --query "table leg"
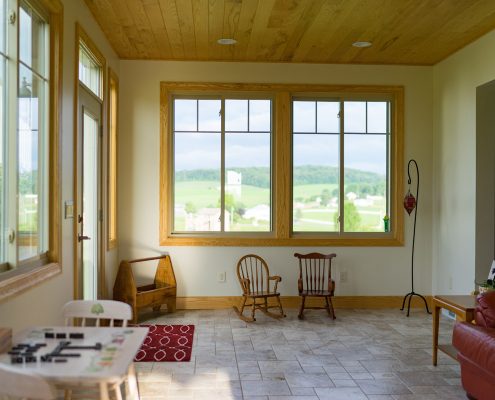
[99,382,110,400]
[127,363,140,400]
[432,304,440,366]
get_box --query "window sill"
[0,262,62,303]
[160,235,404,247]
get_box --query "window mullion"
[339,100,344,234]
[220,98,225,232]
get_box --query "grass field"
[174,180,386,232]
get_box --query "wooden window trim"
[160,82,404,247]
[107,67,118,250]
[0,0,63,302]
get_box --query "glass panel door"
[82,110,98,300]
[77,85,102,300]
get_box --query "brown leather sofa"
[452,291,495,400]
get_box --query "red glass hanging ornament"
[403,189,416,215]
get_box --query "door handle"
[78,234,91,242]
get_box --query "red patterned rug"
[134,325,194,362]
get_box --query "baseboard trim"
[176,295,433,310]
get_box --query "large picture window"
[172,97,272,233]
[160,83,403,246]
[292,98,390,234]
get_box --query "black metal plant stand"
[400,159,431,317]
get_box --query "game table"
[0,326,148,400]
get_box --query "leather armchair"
[452,291,495,400]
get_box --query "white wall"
[119,61,434,297]
[433,29,495,294]
[0,0,119,332]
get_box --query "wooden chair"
[0,364,56,399]
[233,254,286,322]
[113,254,177,324]
[294,252,337,319]
[62,300,132,327]
[62,300,135,400]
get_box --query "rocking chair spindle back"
[234,254,286,322]
[294,252,337,319]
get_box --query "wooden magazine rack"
[113,254,177,324]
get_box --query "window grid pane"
[173,97,272,233]
[18,3,49,261]
[79,45,101,98]
[293,98,391,234]
[343,101,390,233]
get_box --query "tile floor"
[135,308,466,400]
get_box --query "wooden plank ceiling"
[83,0,495,65]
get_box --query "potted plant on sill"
[478,279,495,294]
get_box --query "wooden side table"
[432,295,476,366]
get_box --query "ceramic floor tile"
[356,379,411,395]
[135,308,464,400]
[314,387,368,400]
[241,380,291,396]
[284,372,334,388]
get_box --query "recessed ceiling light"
[217,38,237,45]
[352,41,372,48]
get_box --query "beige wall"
[119,61,434,297]
[433,29,495,294]
[0,0,119,332]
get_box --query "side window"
[17,1,50,262]
[0,0,63,301]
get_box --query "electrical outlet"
[217,271,226,283]
[339,271,348,283]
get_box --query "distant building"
[226,170,242,197]
[244,204,270,224]
[186,208,230,231]
[346,192,357,201]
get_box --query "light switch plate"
[64,201,74,219]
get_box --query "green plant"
[476,279,495,292]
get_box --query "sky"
[174,99,388,175]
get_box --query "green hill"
[175,165,384,189]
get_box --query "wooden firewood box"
[113,254,177,324]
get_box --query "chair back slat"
[237,254,270,294]
[63,300,132,327]
[294,253,336,293]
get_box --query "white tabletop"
[0,326,148,383]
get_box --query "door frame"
[73,23,107,300]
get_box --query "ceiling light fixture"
[352,41,372,48]
[217,38,237,45]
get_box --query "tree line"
[176,165,384,191]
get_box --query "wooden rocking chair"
[294,252,337,319]
[233,254,286,322]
